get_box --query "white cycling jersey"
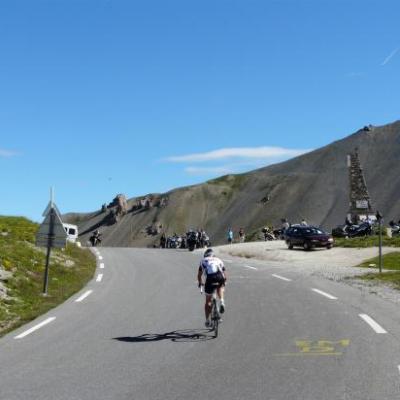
[200,256,225,276]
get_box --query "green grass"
[207,173,247,191]
[0,216,96,336]
[334,235,400,248]
[354,251,400,289]
[358,252,400,270]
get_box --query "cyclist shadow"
[113,329,214,343]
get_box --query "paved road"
[1,248,400,399]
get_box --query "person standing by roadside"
[238,228,245,243]
[227,228,234,244]
[160,233,166,248]
[282,218,290,232]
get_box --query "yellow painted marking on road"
[274,339,350,357]
[296,339,350,353]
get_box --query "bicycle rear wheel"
[212,298,219,338]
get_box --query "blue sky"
[1,0,399,222]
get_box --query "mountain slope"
[65,120,400,247]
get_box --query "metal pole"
[43,208,55,295]
[43,246,51,295]
[378,219,383,274]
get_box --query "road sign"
[42,201,62,218]
[37,189,68,295]
[36,206,67,249]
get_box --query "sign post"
[376,211,383,274]
[36,189,67,295]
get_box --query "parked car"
[285,226,334,250]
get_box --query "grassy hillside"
[0,216,96,336]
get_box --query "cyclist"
[197,248,227,327]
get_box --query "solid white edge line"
[75,290,93,302]
[244,265,257,270]
[14,317,56,339]
[311,288,338,300]
[272,274,292,282]
[99,263,105,269]
[96,274,103,282]
[359,314,388,334]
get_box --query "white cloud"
[381,47,399,66]
[166,146,311,163]
[0,148,18,157]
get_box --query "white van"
[63,223,78,243]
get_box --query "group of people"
[159,229,211,250]
[226,227,246,244]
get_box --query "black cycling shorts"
[204,272,225,295]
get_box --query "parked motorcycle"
[187,231,198,251]
[262,227,276,241]
[389,221,400,236]
[332,222,372,238]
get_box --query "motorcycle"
[389,221,400,236]
[264,231,276,241]
[262,227,276,241]
[187,232,198,251]
[90,233,102,246]
[332,222,372,238]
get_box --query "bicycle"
[200,284,221,338]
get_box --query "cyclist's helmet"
[203,248,214,258]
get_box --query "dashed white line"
[14,317,56,339]
[98,256,103,260]
[398,365,400,376]
[359,314,387,334]
[272,274,292,282]
[312,288,338,300]
[96,274,103,282]
[75,290,93,302]
[99,263,105,269]
[244,265,257,270]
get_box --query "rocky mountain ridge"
[64,120,400,247]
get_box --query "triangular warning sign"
[36,207,67,248]
[42,201,62,218]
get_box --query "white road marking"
[14,317,56,339]
[244,265,257,270]
[312,288,338,300]
[96,274,103,282]
[99,263,105,269]
[398,365,400,376]
[272,274,292,282]
[359,314,388,334]
[98,256,103,260]
[75,290,93,302]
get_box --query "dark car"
[285,226,334,250]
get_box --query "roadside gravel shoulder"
[214,241,400,304]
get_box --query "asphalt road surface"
[1,247,400,400]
